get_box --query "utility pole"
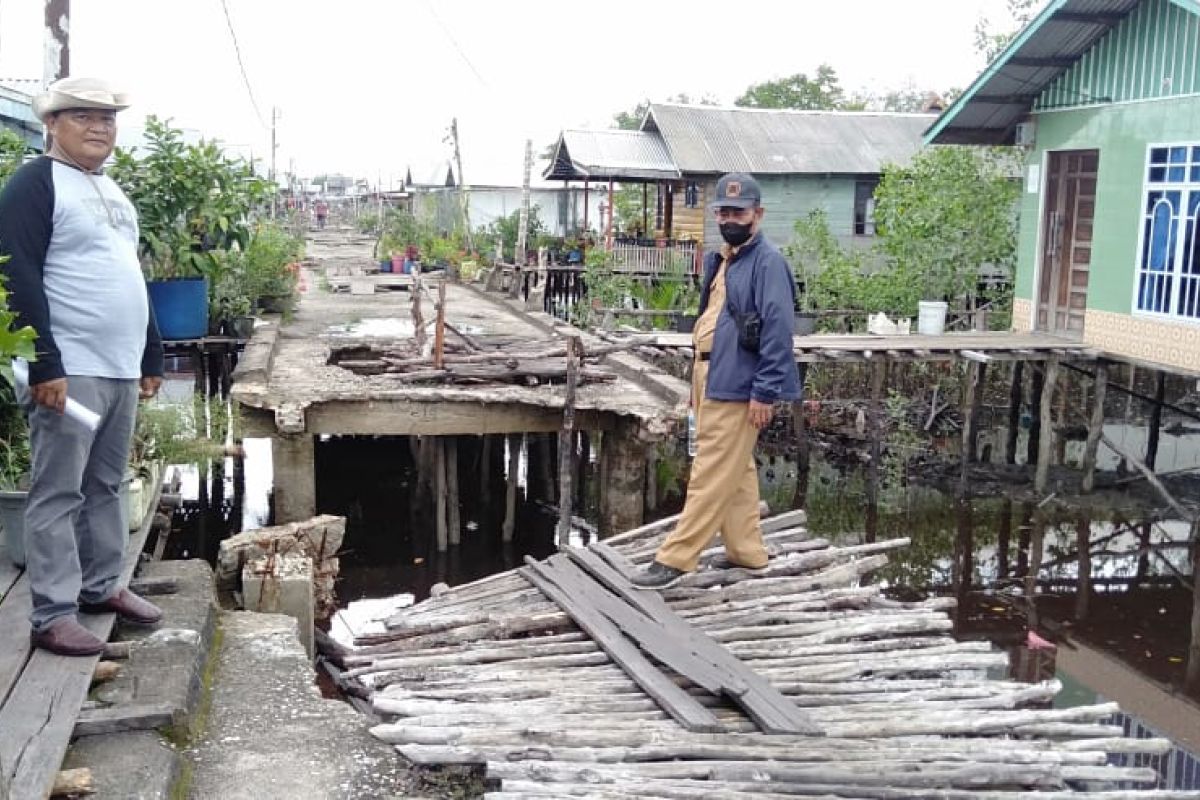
[42,0,69,151]
[270,107,279,218]
[449,118,474,253]
[516,139,532,267]
[43,0,69,87]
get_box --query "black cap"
[710,172,762,210]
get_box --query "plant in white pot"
[0,418,30,567]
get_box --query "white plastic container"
[917,300,948,336]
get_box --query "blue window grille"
[1137,145,1200,320]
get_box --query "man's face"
[713,205,765,233]
[46,108,118,169]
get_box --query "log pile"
[321,511,1186,798]
[329,338,624,387]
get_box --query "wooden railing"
[609,240,698,275]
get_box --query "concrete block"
[243,554,315,658]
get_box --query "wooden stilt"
[1034,359,1059,494]
[1025,509,1047,629]
[953,498,973,637]
[1075,513,1091,622]
[538,433,555,503]
[961,362,980,491]
[644,448,658,514]
[1080,361,1109,493]
[1005,362,1023,465]
[1145,370,1166,471]
[435,438,448,552]
[793,374,811,511]
[1054,367,1069,466]
[447,437,461,546]
[479,434,492,510]
[434,281,447,369]
[576,432,590,507]
[1027,363,1045,467]
[996,497,1012,579]
[557,336,580,547]
[865,359,887,543]
[502,434,520,542]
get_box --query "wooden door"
[1036,150,1098,335]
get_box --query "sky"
[0,0,1026,188]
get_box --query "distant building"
[927,0,1200,374]
[0,84,43,151]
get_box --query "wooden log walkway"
[0,477,163,800]
[324,510,1186,798]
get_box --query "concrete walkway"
[188,612,410,799]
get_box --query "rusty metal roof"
[642,103,930,176]
[542,129,680,182]
[925,0,1180,145]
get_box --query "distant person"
[632,173,800,589]
[0,77,166,655]
[314,198,329,230]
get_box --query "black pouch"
[726,300,761,353]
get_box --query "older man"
[0,77,165,656]
[632,173,801,589]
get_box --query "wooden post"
[644,447,658,514]
[576,431,590,507]
[479,434,492,510]
[641,183,648,236]
[434,280,447,369]
[502,434,520,542]
[1075,512,1091,622]
[1035,359,1059,494]
[1005,361,1023,465]
[582,178,589,233]
[1145,369,1166,471]
[1025,508,1047,628]
[447,436,461,546]
[516,139,532,267]
[605,178,615,251]
[411,270,427,354]
[538,434,555,502]
[435,438,447,552]
[996,497,1012,579]
[557,336,580,547]
[865,358,887,542]
[1026,362,1044,466]
[1080,361,1109,493]
[1054,368,1069,466]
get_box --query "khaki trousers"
[655,360,767,572]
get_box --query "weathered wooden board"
[0,574,32,707]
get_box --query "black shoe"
[708,554,770,571]
[630,560,687,589]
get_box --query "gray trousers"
[25,376,137,632]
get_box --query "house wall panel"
[699,175,859,252]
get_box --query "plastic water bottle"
[686,409,697,458]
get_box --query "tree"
[735,65,848,110]
[974,0,1039,62]
[873,146,1020,305]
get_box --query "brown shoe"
[79,588,163,625]
[31,617,106,657]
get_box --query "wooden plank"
[0,560,19,603]
[518,558,724,733]
[576,545,822,736]
[73,701,177,737]
[0,476,163,799]
[0,573,32,707]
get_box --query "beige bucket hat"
[32,77,131,122]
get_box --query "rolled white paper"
[11,359,102,432]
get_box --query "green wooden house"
[927,0,1200,374]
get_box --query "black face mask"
[719,221,754,247]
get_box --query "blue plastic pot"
[147,277,208,340]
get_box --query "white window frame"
[1131,141,1200,325]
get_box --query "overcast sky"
[0,0,1026,187]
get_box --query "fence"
[609,240,698,275]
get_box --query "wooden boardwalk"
[0,478,161,800]
[321,509,1192,798]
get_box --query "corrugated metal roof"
[542,129,679,182]
[925,0,1160,145]
[643,103,930,175]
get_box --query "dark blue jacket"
[698,233,801,404]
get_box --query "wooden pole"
[447,437,461,546]
[1035,359,1059,494]
[996,497,1012,579]
[557,336,580,547]
[644,448,658,514]
[1005,361,1023,465]
[1027,362,1044,467]
[1025,508,1047,629]
[1075,513,1092,622]
[576,432,590,507]
[434,280,446,369]
[411,270,427,355]
[641,183,648,236]
[516,139,532,267]
[865,359,887,542]
[961,361,981,478]
[502,434,520,542]
[582,178,589,233]
[479,434,492,510]
[435,438,448,552]
[1080,361,1109,493]
[605,179,615,250]
[1145,369,1166,471]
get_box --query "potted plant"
[110,117,271,340]
[0,418,30,567]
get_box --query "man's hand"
[31,378,68,414]
[748,399,774,430]
[139,376,163,400]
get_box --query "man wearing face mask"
[632,172,800,589]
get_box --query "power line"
[218,0,269,130]
[418,0,489,89]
